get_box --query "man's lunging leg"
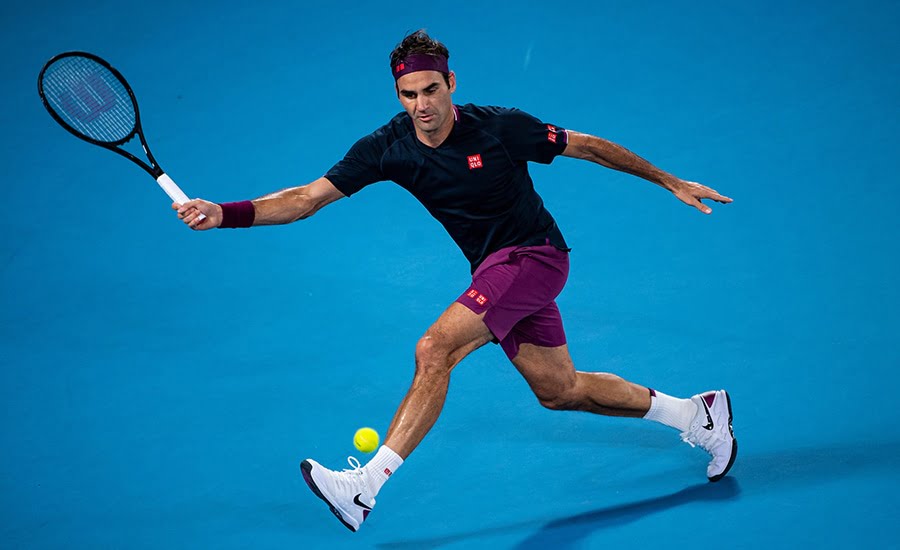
[384,305,492,457]
[511,343,737,482]
[301,303,493,531]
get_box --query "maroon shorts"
[456,243,570,360]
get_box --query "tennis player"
[175,30,736,532]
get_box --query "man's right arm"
[174,177,346,230]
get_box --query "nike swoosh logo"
[353,494,372,511]
[701,400,714,430]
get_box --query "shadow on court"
[730,439,900,492]
[512,478,740,550]
[377,478,740,549]
[377,440,900,549]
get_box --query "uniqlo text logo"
[395,63,404,73]
[467,154,483,169]
[476,294,488,306]
[466,289,478,298]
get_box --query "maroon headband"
[392,54,449,80]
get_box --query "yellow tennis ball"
[353,427,380,453]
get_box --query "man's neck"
[416,108,455,148]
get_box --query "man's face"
[396,70,456,137]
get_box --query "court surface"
[2,1,899,548]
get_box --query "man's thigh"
[423,302,495,368]
[510,343,577,399]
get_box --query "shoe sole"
[300,460,357,532]
[708,390,738,482]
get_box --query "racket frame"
[38,51,164,179]
[38,51,201,215]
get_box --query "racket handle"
[157,173,207,222]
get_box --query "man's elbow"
[561,131,595,160]
[292,187,332,221]
[292,195,318,221]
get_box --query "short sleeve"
[323,134,386,197]
[499,108,568,164]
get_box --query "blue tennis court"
[2,1,899,548]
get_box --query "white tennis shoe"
[681,390,737,481]
[301,457,375,532]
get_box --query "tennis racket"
[38,51,203,219]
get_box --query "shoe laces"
[343,456,364,475]
[338,456,373,502]
[681,424,726,454]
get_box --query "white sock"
[643,389,698,432]
[363,445,403,497]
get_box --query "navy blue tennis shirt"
[324,104,570,271]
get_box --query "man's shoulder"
[457,104,541,136]
[352,111,414,152]
[457,103,520,122]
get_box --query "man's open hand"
[669,179,733,214]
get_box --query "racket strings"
[41,56,137,144]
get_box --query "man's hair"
[390,30,451,87]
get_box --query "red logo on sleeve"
[466,289,479,298]
[467,154,483,169]
[476,294,488,306]
[547,124,559,143]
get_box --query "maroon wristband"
[218,201,255,228]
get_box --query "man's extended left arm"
[562,131,732,214]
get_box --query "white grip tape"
[157,173,206,221]
[156,173,189,203]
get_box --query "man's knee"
[536,388,580,411]
[415,335,451,376]
[531,375,581,410]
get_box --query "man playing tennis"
[175,30,736,532]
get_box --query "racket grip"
[157,173,207,222]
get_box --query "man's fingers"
[177,201,193,215]
[177,199,207,215]
[712,193,733,204]
[675,190,711,214]
[185,207,215,230]
[187,210,205,226]
[173,198,217,230]
[701,189,733,204]
[694,199,712,215]
[190,216,213,231]
[674,181,731,214]
[691,183,733,204]
[180,207,202,224]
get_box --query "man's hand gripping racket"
[174,199,221,230]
